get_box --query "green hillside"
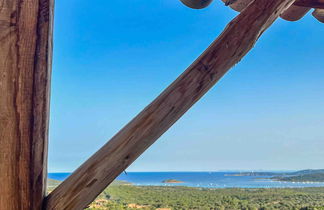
[46,174,324,209]
[275,173,324,182]
[87,185,324,209]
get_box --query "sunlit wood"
[0,0,54,209]
[44,0,295,209]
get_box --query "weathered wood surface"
[294,0,324,8]
[0,0,54,209]
[222,0,324,11]
[222,0,253,12]
[45,0,295,209]
[280,5,310,21]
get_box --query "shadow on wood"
[0,0,54,209]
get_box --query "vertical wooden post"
[0,0,54,209]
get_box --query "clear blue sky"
[49,0,324,172]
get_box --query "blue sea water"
[48,172,324,189]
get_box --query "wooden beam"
[221,0,253,12]
[0,0,54,209]
[223,0,324,11]
[180,0,213,9]
[280,5,310,21]
[294,0,324,8]
[45,0,294,209]
[312,8,324,22]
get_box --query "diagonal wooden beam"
[0,0,54,209]
[45,0,295,209]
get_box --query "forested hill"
[227,169,324,178]
[225,169,324,182]
[273,173,324,182]
[289,169,324,176]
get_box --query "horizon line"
[48,168,322,174]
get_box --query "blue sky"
[49,0,324,172]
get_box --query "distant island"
[225,172,280,176]
[226,169,324,183]
[162,179,184,183]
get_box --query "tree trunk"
[0,0,54,209]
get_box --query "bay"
[48,172,324,188]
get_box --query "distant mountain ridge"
[226,169,324,183]
[288,169,324,176]
[227,169,324,176]
[273,170,324,182]
[274,173,324,182]
[225,172,281,176]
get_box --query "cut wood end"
[312,8,324,22]
[180,0,213,9]
[280,5,311,21]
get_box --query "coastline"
[46,179,324,209]
[48,171,324,189]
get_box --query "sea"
[48,172,324,189]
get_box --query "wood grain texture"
[221,0,253,12]
[222,0,324,12]
[0,0,54,209]
[294,0,324,8]
[280,5,310,21]
[45,0,295,209]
